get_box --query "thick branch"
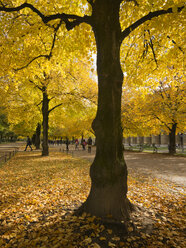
[121,6,185,41]
[0,3,46,21]
[0,2,92,29]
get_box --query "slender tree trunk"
[35,123,41,149]
[42,88,49,156]
[179,133,184,152]
[168,123,177,155]
[80,1,132,221]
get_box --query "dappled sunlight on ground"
[0,150,185,247]
[71,147,186,187]
[124,152,186,187]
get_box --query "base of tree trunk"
[42,150,49,156]
[169,151,176,155]
[35,145,40,150]
[168,147,176,155]
[77,180,134,221]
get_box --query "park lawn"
[0,151,185,248]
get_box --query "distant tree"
[122,78,186,155]
[0,113,9,141]
[145,79,186,155]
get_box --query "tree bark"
[80,0,132,221]
[35,123,41,149]
[168,123,177,155]
[42,88,49,156]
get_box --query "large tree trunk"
[42,88,49,156]
[168,123,177,155]
[80,1,132,221]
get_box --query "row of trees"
[0,0,185,221]
[0,59,97,154]
[2,72,185,155]
[122,75,186,154]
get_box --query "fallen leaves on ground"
[0,151,185,248]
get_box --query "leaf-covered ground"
[0,151,185,248]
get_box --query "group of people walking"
[74,137,93,153]
[24,135,94,153]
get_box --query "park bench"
[124,144,159,153]
[124,144,143,152]
[138,144,158,153]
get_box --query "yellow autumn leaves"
[0,150,185,247]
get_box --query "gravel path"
[1,142,185,188]
[70,146,186,188]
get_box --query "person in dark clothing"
[81,138,84,149]
[82,139,86,150]
[75,139,79,150]
[87,137,93,153]
[24,136,32,151]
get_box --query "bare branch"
[167,35,185,54]
[29,79,43,91]
[48,89,79,113]
[147,30,158,66]
[48,96,55,102]
[48,103,62,114]
[36,100,43,107]
[151,113,171,131]
[48,19,63,58]
[66,71,97,105]
[1,3,91,70]
[141,31,149,61]
[14,54,50,71]
[121,6,185,41]
[14,19,63,71]
[122,35,137,63]
[67,71,78,81]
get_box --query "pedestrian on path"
[24,136,33,151]
[82,139,86,150]
[87,137,93,153]
[75,139,79,150]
